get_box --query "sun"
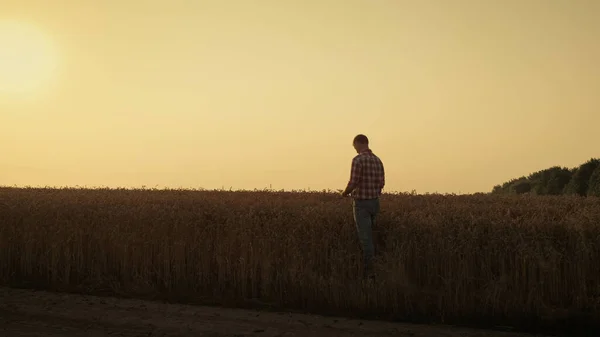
[0,20,59,96]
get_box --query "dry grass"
[1,186,599,333]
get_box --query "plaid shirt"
[346,149,385,200]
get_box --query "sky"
[1,0,599,194]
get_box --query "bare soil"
[0,287,546,337]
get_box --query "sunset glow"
[0,20,58,95]
[1,1,599,193]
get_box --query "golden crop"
[1,186,599,332]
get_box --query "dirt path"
[0,287,544,337]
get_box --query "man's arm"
[342,157,361,196]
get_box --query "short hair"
[353,134,369,145]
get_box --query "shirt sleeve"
[347,156,362,188]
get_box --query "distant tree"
[501,179,516,192]
[564,158,600,196]
[545,167,573,195]
[587,165,600,197]
[511,179,531,194]
[490,159,600,196]
[527,170,545,194]
[492,177,525,194]
[526,166,572,195]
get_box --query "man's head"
[352,134,369,153]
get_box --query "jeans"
[352,198,379,273]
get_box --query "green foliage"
[587,166,600,197]
[493,158,598,196]
[564,158,600,196]
[491,176,529,195]
[511,179,531,194]
[527,166,572,195]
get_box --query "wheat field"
[0,186,599,333]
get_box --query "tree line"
[492,158,600,197]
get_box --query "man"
[341,134,385,278]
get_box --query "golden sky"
[1,0,599,194]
